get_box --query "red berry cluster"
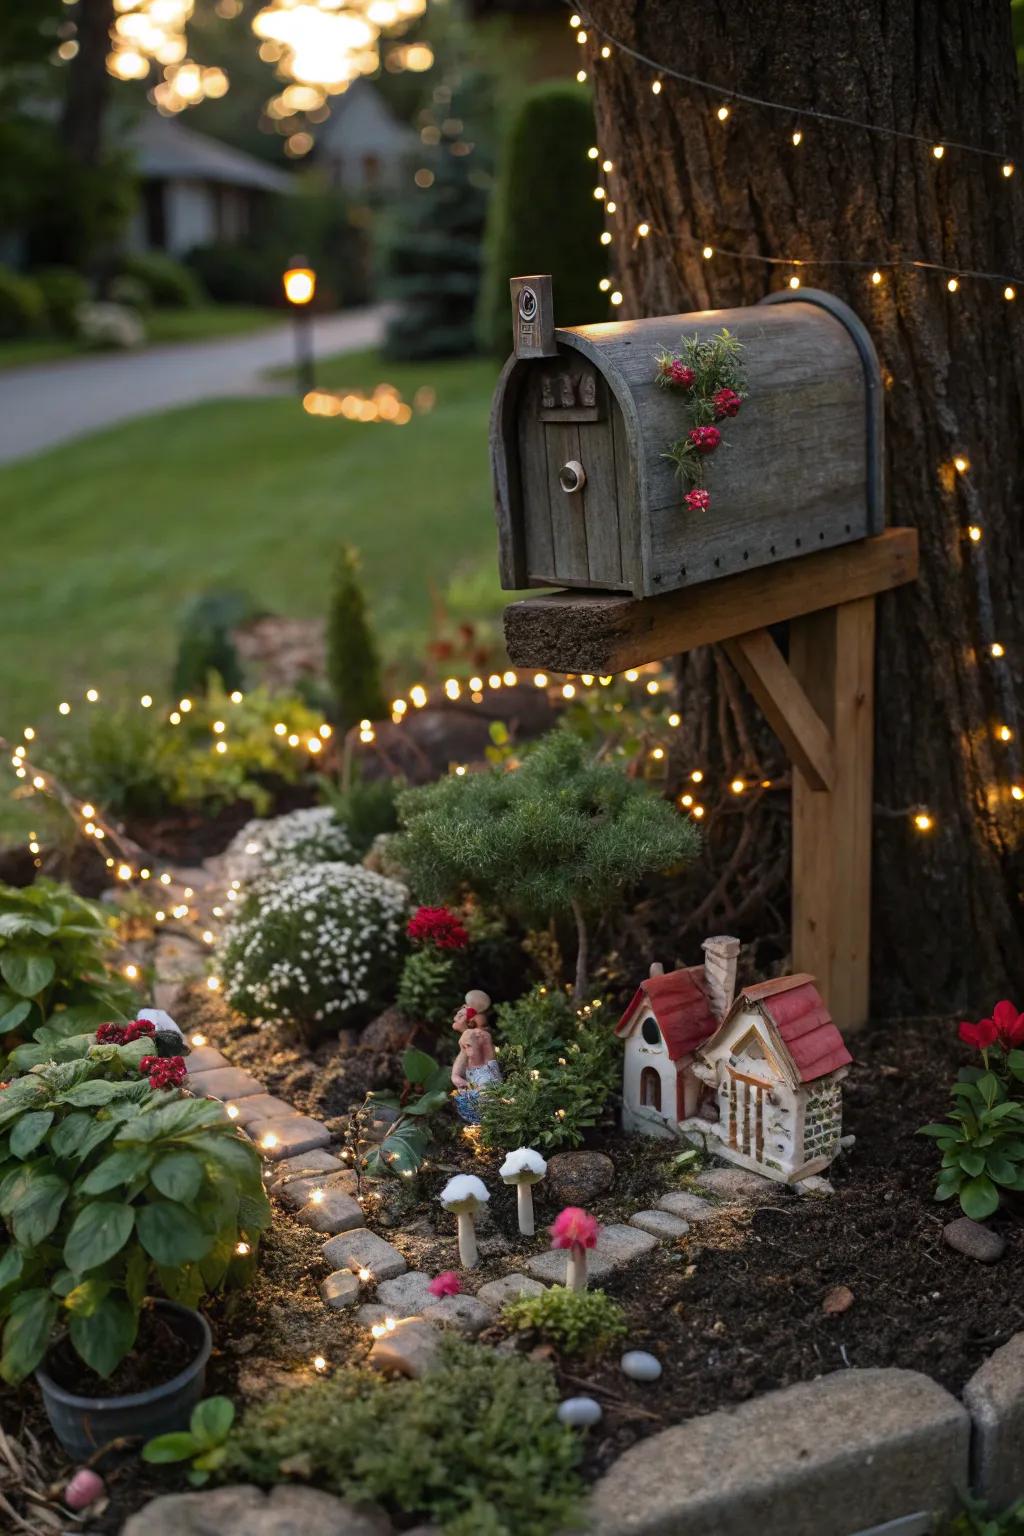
[688,425,722,454]
[662,359,696,388]
[96,1019,156,1046]
[140,1055,186,1090]
[406,905,469,951]
[713,387,743,419]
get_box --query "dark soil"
[45,1305,197,1399]
[7,1003,1021,1532]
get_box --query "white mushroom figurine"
[500,1147,547,1236]
[439,1174,490,1268]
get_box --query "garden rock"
[621,1350,663,1382]
[558,1396,603,1427]
[797,1174,835,1196]
[423,1294,494,1337]
[276,1168,358,1211]
[122,1485,393,1536]
[188,1065,266,1101]
[476,1273,547,1307]
[656,1191,718,1223]
[964,1329,1024,1509]
[267,1148,345,1191]
[322,1229,407,1282]
[297,1188,365,1235]
[250,1114,332,1159]
[185,1046,229,1074]
[629,1209,690,1240]
[545,1149,615,1205]
[153,934,207,984]
[942,1216,1005,1263]
[693,1166,774,1200]
[584,1367,969,1536]
[321,1270,361,1309]
[526,1222,657,1284]
[374,1271,436,1316]
[360,1007,418,1053]
[368,1317,442,1378]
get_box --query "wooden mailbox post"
[492,279,919,1034]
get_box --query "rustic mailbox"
[491,279,884,598]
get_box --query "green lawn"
[0,307,282,372]
[0,348,511,737]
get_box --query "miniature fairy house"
[616,941,853,1183]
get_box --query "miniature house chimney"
[648,962,665,978]
[701,936,741,1021]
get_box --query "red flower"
[96,1023,127,1045]
[549,1207,600,1252]
[406,906,469,951]
[140,1055,186,1090]
[689,426,722,454]
[124,1019,156,1043]
[666,360,696,389]
[713,387,742,419]
[685,488,711,513]
[958,1017,999,1051]
[428,1270,462,1298]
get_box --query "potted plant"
[0,1042,270,1458]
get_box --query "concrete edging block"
[963,1330,1024,1512]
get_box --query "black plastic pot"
[35,1299,212,1461]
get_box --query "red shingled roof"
[733,975,852,1083]
[616,967,719,1062]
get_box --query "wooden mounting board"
[503,528,918,674]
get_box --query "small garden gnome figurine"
[451,989,501,1125]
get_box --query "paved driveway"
[0,306,386,466]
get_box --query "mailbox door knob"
[559,459,586,495]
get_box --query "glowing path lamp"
[283,257,316,396]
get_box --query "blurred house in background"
[126,114,295,256]
[315,80,418,196]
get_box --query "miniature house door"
[517,361,628,590]
[727,1070,769,1162]
[639,1066,661,1111]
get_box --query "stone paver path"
[526,1223,658,1285]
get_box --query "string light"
[702,245,714,260]
[788,274,801,289]
[913,811,934,832]
[1003,163,1015,178]
[791,129,803,146]
[967,525,983,543]
[637,222,650,237]
[1005,286,1016,301]
[651,79,662,95]
[953,454,970,474]
[716,104,730,122]
[991,643,1005,658]
[871,270,883,285]
[932,144,945,160]
[947,277,959,293]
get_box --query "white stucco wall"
[621,1006,679,1138]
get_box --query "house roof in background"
[130,114,295,193]
[316,79,418,157]
[616,966,719,1063]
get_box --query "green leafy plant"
[116,251,203,309]
[396,945,465,1030]
[326,545,387,735]
[501,1285,627,1357]
[34,266,90,336]
[143,1396,235,1486]
[362,1047,452,1178]
[223,1337,581,1536]
[478,986,618,1153]
[320,767,400,859]
[944,1493,1024,1534]
[172,588,256,698]
[919,1068,1024,1218]
[394,730,698,999]
[0,1057,269,1384]
[0,880,134,1045]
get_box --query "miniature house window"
[641,1017,662,1047]
[640,1067,661,1110]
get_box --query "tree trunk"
[61,0,115,169]
[571,897,590,1002]
[586,0,1024,1017]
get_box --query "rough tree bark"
[585,0,1024,1017]
[61,0,115,169]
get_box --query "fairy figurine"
[451,989,501,1125]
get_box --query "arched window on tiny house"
[640,1067,661,1110]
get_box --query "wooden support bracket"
[501,530,919,1034]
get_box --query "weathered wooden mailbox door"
[492,276,884,598]
[492,277,919,1033]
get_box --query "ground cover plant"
[0,1050,269,1384]
[501,1285,627,1357]
[394,729,698,999]
[223,1337,582,1536]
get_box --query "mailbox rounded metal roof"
[491,286,884,599]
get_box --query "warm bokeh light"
[283,264,316,305]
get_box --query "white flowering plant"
[217,863,409,1039]
[222,807,355,888]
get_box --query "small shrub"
[0,880,134,1045]
[33,266,90,336]
[186,243,282,308]
[944,1494,1024,1533]
[222,1337,581,1535]
[396,944,464,1029]
[218,863,408,1037]
[478,986,619,1152]
[222,807,355,888]
[325,545,386,734]
[117,251,203,308]
[171,588,256,699]
[75,300,145,350]
[320,767,400,859]
[0,1054,269,1384]
[501,1285,627,1357]
[0,267,44,338]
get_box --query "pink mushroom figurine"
[549,1206,600,1291]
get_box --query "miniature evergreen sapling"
[326,544,387,735]
[394,730,698,999]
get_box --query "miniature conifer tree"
[477,80,607,357]
[325,544,386,735]
[394,730,698,1000]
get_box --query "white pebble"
[621,1349,662,1382]
[557,1395,603,1427]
